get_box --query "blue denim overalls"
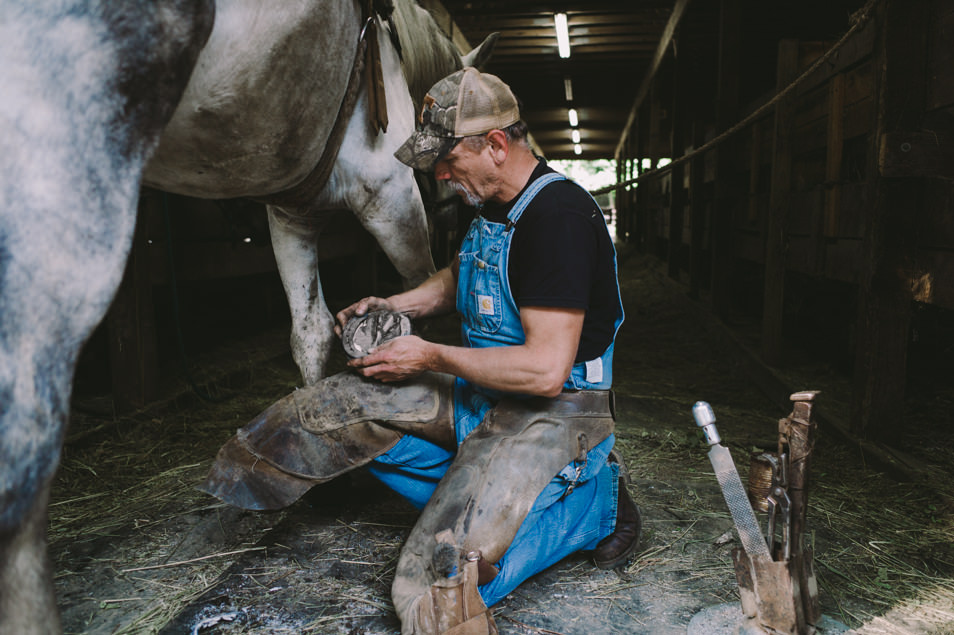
[371,171,624,607]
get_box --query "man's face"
[433,135,498,206]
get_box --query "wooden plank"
[746,120,763,225]
[668,35,689,279]
[850,0,927,439]
[821,238,862,283]
[836,182,868,239]
[927,0,954,109]
[107,195,160,412]
[417,0,472,52]
[614,0,693,159]
[787,186,823,237]
[761,39,799,366]
[793,15,877,98]
[824,73,846,238]
[710,0,741,319]
[880,130,954,179]
[920,178,954,249]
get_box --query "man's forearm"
[426,342,570,398]
[389,266,457,319]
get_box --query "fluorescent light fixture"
[572,129,581,144]
[564,77,574,102]
[568,108,578,127]
[554,13,571,58]
[574,143,583,155]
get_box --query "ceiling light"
[574,144,583,155]
[568,108,578,127]
[564,77,574,102]
[572,129,581,144]
[554,13,571,59]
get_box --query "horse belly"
[144,0,358,199]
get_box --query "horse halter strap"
[256,1,394,208]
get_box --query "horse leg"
[0,484,58,634]
[267,206,335,386]
[347,170,437,290]
[0,186,140,634]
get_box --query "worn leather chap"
[199,371,456,510]
[393,390,615,634]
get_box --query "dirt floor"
[54,248,954,634]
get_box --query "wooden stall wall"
[616,0,953,447]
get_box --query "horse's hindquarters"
[144,0,360,198]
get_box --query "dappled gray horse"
[0,2,213,633]
[145,0,495,385]
[0,0,493,632]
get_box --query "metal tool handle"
[693,401,721,445]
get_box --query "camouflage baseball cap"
[394,67,520,172]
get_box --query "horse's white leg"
[0,187,139,635]
[0,484,59,634]
[344,167,437,290]
[267,206,334,386]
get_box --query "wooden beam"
[880,130,954,179]
[107,195,160,412]
[668,35,689,280]
[761,39,800,367]
[850,0,928,439]
[823,73,846,242]
[417,0,472,53]
[709,0,740,319]
[614,0,693,160]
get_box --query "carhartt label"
[585,358,603,384]
[478,295,494,315]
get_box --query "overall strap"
[505,172,566,228]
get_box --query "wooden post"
[635,100,650,252]
[824,73,846,239]
[710,0,741,318]
[850,0,927,439]
[761,39,800,366]
[689,119,708,300]
[668,32,688,280]
[107,192,160,412]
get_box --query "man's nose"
[434,162,451,181]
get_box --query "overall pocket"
[457,251,503,335]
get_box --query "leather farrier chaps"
[392,390,614,634]
[199,371,456,510]
[199,375,615,635]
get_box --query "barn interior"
[58,0,954,633]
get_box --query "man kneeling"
[201,68,641,634]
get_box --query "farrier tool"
[692,394,824,635]
[694,402,772,560]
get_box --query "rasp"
[693,401,772,560]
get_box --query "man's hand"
[347,335,433,382]
[335,296,395,338]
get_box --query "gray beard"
[449,180,483,208]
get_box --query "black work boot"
[593,454,642,570]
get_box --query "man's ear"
[486,129,509,164]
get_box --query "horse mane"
[390,0,463,113]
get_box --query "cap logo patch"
[420,95,436,124]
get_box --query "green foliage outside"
[550,159,617,209]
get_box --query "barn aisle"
[53,247,954,634]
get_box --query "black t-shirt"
[475,159,621,363]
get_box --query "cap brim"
[394,131,458,172]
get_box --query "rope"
[589,0,880,198]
